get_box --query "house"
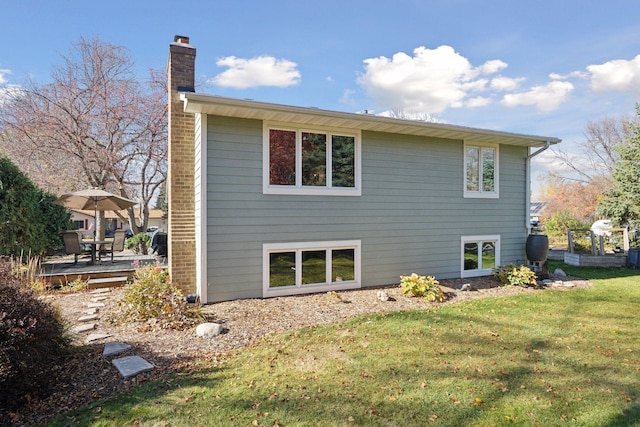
[166,36,561,303]
[69,209,166,238]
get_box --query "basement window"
[263,240,361,297]
[461,235,500,278]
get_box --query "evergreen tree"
[154,182,168,220]
[598,105,640,226]
[0,157,71,257]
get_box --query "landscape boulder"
[196,322,223,338]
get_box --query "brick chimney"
[167,35,196,294]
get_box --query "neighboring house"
[530,201,546,227]
[70,209,166,237]
[166,36,561,303]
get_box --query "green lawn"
[50,263,640,426]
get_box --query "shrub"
[0,260,71,410]
[125,232,151,255]
[112,265,199,330]
[492,264,538,287]
[542,211,590,249]
[399,273,447,302]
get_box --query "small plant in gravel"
[59,277,89,293]
[0,260,71,410]
[112,265,200,331]
[399,273,447,302]
[492,263,538,287]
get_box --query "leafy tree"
[598,105,640,226]
[0,157,71,257]
[539,174,607,223]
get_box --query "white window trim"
[461,235,500,278]
[263,122,362,196]
[463,142,499,199]
[263,240,361,297]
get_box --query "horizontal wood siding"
[205,116,529,302]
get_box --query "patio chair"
[62,231,91,264]
[100,230,126,262]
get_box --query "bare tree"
[385,108,442,123]
[0,37,167,238]
[0,127,80,195]
[550,115,632,188]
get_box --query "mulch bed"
[2,275,591,426]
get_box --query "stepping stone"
[72,323,96,333]
[103,341,132,357]
[88,302,106,308]
[86,333,111,343]
[82,308,98,315]
[112,356,154,378]
[78,314,99,322]
[90,288,111,294]
[92,296,108,302]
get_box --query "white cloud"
[549,71,587,80]
[207,55,301,89]
[477,59,508,75]
[0,69,10,85]
[466,96,492,108]
[490,76,525,91]
[340,88,356,106]
[587,54,640,95]
[0,69,21,106]
[357,45,507,114]
[501,81,574,112]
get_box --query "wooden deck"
[39,250,166,288]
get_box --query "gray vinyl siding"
[205,116,529,302]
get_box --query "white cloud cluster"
[355,45,640,115]
[356,45,580,114]
[207,55,301,89]
[587,54,640,96]
[356,45,505,114]
[207,47,640,117]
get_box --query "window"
[263,240,361,297]
[464,143,498,198]
[264,124,361,196]
[72,220,85,230]
[461,235,500,278]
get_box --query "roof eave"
[181,93,561,148]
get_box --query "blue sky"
[2,0,640,194]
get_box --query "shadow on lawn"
[549,260,640,281]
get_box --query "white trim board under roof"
[181,93,561,148]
